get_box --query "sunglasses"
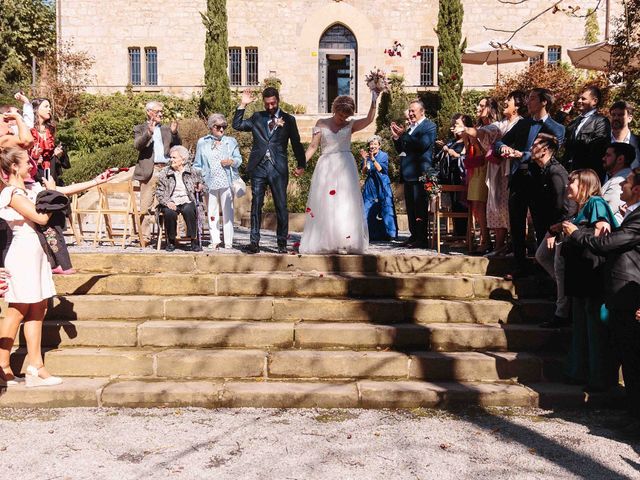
[213,124,227,130]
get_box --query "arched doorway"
[318,24,357,113]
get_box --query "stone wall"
[58,0,621,112]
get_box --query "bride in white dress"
[299,92,379,254]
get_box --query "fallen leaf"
[346,235,351,239]
[528,448,536,454]
[439,443,451,450]
[347,434,352,439]
[287,264,294,267]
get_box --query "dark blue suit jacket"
[232,108,306,176]
[393,118,437,182]
[494,116,565,175]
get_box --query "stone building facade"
[57,0,620,113]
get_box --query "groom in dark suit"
[563,167,640,420]
[391,100,437,248]
[233,87,306,253]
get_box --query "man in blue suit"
[391,100,437,248]
[233,87,306,254]
[494,88,565,275]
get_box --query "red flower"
[329,190,336,195]
[306,207,311,213]
[293,242,300,248]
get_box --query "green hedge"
[63,142,138,185]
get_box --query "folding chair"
[94,181,146,247]
[431,185,472,254]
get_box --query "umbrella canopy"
[567,41,613,71]
[462,40,544,65]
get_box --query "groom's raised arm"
[232,108,254,132]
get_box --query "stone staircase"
[0,252,617,409]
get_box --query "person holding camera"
[360,135,397,241]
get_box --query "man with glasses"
[133,101,181,244]
[233,87,305,253]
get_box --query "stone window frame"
[229,47,242,86]
[547,45,561,66]
[245,47,259,86]
[145,47,158,86]
[128,47,142,86]
[419,46,435,87]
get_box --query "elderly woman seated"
[155,145,204,252]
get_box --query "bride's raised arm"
[304,123,322,162]
[352,91,379,133]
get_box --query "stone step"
[25,295,553,324]
[11,320,565,352]
[0,378,625,409]
[68,252,526,277]
[9,347,561,382]
[51,272,549,300]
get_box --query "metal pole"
[31,56,37,96]
[605,0,611,40]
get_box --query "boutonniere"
[275,118,285,128]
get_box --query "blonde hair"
[332,96,355,116]
[568,169,602,209]
[0,145,26,186]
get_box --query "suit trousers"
[509,170,547,267]
[250,160,288,246]
[207,186,234,248]
[610,309,640,417]
[139,167,162,240]
[160,202,197,242]
[404,181,428,242]
[534,238,570,318]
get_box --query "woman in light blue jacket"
[194,113,242,249]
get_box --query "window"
[419,46,435,86]
[229,47,242,86]
[246,47,259,86]
[529,46,544,66]
[145,47,158,86]
[128,47,141,86]
[547,46,561,66]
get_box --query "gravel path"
[0,407,638,479]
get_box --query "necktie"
[268,115,276,133]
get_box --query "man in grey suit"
[564,167,640,420]
[133,101,181,243]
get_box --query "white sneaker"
[25,366,63,388]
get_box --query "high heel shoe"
[25,365,63,388]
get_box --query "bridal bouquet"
[365,68,389,94]
[419,172,442,198]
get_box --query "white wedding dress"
[299,120,369,254]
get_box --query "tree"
[436,0,464,138]
[39,42,95,119]
[200,0,234,117]
[584,7,600,44]
[0,0,56,89]
[611,0,640,103]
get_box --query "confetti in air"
[329,190,336,195]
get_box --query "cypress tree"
[200,0,233,117]
[436,0,464,138]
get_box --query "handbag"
[231,175,246,198]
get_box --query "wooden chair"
[94,181,146,247]
[431,185,472,254]
[69,189,101,245]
